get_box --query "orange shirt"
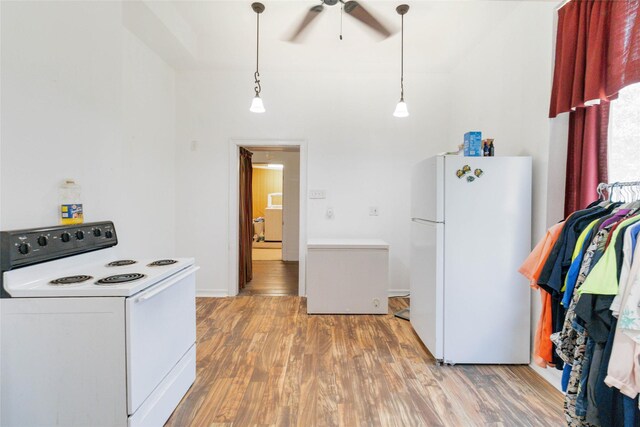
[519,222,566,288]
[519,222,565,367]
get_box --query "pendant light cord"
[340,4,344,40]
[400,13,404,101]
[254,12,261,96]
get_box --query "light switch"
[326,207,334,218]
[309,190,326,199]
[369,207,379,216]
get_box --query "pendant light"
[393,4,409,118]
[250,2,266,113]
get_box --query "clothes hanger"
[626,186,640,212]
[619,185,640,212]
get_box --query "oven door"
[125,265,198,415]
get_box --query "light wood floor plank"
[165,297,565,427]
[241,261,299,296]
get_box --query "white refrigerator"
[410,155,531,365]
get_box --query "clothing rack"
[597,181,640,202]
[522,180,640,425]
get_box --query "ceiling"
[163,0,554,74]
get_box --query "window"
[608,83,640,183]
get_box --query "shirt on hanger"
[611,228,637,317]
[562,219,600,307]
[579,215,640,296]
[519,222,565,287]
[629,221,640,254]
[519,222,565,367]
[618,244,640,344]
[539,205,617,295]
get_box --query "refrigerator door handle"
[411,218,444,225]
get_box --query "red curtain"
[238,147,253,290]
[550,0,640,118]
[608,0,640,99]
[564,102,610,216]
[550,0,639,214]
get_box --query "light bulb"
[393,99,409,118]
[250,95,265,113]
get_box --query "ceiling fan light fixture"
[250,95,265,113]
[288,0,391,42]
[393,99,409,118]
[394,4,409,118]
[250,2,266,114]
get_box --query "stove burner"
[49,275,93,286]
[95,273,146,286]
[106,260,137,267]
[147,259,178,267]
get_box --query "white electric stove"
[0,221,198,427]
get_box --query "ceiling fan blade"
[344,1,391,38]
[288,4,324,42]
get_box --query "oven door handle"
[133,266,199,303]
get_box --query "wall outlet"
[369,206,379,216]
[326,207,334,218]
[190,140,198,151]
[373,298,380,308]
[309,189,326,199]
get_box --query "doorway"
[229,140,306,297]
[251,162,284,262]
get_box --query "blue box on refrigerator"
[464,132,482,157]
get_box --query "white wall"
[175,1,558,297]
[176,70,451,295]
[251,150,300,261]
[120,28,177,257]
[448,1,557,240]
[1,1,177,258]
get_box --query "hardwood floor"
[252,248,282,261]
[240,260,299,296]
[165,297,564,427]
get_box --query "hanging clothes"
[521,184,640,427]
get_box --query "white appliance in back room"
[410,155,531,365]
[0,221,198,427]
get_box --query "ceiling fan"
[288,0,393,42]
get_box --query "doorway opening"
[237,145,301,296]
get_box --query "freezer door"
[411,156,444,222]
[410,219,444,360]
[442,156,531,364]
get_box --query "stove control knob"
[93,228,102,237]
[76,230,85,240]
[37,235,48,246]
[61,232,71,243]
[105,230,113,239]
[18,243,30,255]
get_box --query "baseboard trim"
[388,289,410,297]
[196,289,408,298]
[529,360,562,392]
[196,289,228,298]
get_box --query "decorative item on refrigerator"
[464,132,482,157]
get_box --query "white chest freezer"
[306,239,389,314]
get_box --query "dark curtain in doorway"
[239,147,253,289]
